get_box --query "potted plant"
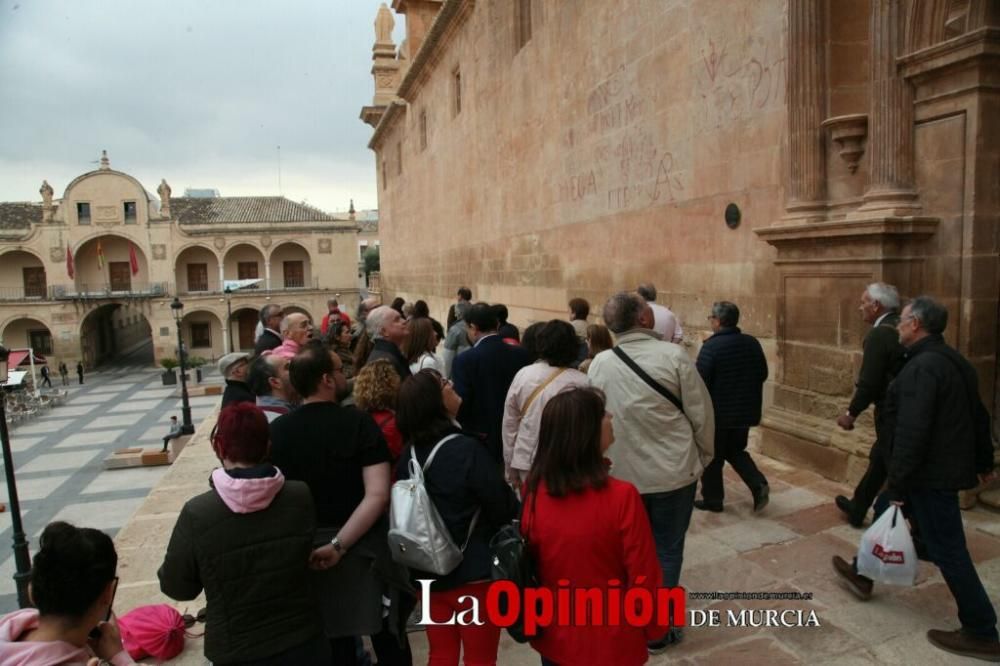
[160,358,179,386]
[188,356,207,383]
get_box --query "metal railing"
[50,282,169,299]
[0,286,49,302]
[177,277,320,296]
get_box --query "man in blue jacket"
[694,301,770,513]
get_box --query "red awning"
[8,350,46,367]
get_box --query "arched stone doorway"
[180,310,224,360]
[269,241,313,290]
[73,235,152,295]
[1,317,53,356]
[175,245,221,295]
[223,244,266,288]
[79,303,153,367]
[230,307,260,352]
[0,250,48,300]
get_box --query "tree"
[363,245,381,275]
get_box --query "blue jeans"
[907,489,998,640]
[641,482,696,588]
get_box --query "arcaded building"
[0,152,367,368]
[362,0,999,481]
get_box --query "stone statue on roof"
[158,179,172,218]
[375,3,394,45]
[39,180,53,207]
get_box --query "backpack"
[388,434,480,574]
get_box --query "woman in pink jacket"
[0,521,134,665]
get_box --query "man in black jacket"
[833,296,998,661]
[835,283,905,527]
[254,304,283,355]
[694,301,770,513]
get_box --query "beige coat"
[589,329,714,494]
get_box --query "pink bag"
[117,604,186,661]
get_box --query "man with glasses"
[254,304,284,355]
[832,296,998,661]
[693,301,770,513]
[834,283,904,527]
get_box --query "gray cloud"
[0,0,398,211]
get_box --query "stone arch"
[62,169,152,204]
[222,243,266,286]
[175,244,222,294]
[0,249,48,299]
[72,234,150,293]
[180,308,225,360]
[230,306,261,352]
[268,240,313,290]
[0,316,53,355]
[79,303,154,367]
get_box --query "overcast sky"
[0,0,402,213]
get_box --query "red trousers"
[426,581,501,666]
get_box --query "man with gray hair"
[833,296,998,661]
[637,283,683,343]
[589,291,714,653]
[834,282,904,527]
[254,303,284,355]
[364,305,410,379]
[442,299,472,378]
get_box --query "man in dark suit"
[694,301,770,513]
[254,304,283,355]
[834,283,904,527]
[451,302,531,462]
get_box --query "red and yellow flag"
[97,240,106,269]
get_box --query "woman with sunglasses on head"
[521,387,665,666]
[0,521,134,665]
[158,402,329,665]
[396,369,519,666]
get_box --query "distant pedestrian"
[694,301,770,513]
[76,362,84,385]
[161,416,183,453]
[40,365,52,388]
[58,362,68,386]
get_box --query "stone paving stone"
[686,635,801,665]
[710,518,800,553]
[84,414,149,429]
[42,405,95,417]
[107,399,168,413]
[7,435,44,453]
[0,475,71,501]
[869,629,972,664]
[80,466,170,495]
[744,532,859,583]
[158,408,214,423]
[813,648,884,664]
[14,418,76,435]
[18,449,101,473]
[820,597,947,646]
[135,424,174,442]
[776,502,847,536]
[46,497,144,532]
[683,533,741,572]
[764,486,829,518]
[54,429,127,448]
[89,384,135,393]
[69,394,120,404]
[0,508,29,531]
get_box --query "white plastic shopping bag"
[856,505,918,585]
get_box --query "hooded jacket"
[158,465,320,664]
[0,608,134,666]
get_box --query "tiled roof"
[0,202,41,230]
[170,196,341,224]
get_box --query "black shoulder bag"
[612,346,685,413]
[489,495,541,643]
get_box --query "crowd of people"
[1,284,996,664]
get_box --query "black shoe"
[694,499,723,513]
[832,555,873,600]
[752,483,769,512]
[648,627,684,654]
[835,495,864,528]
[927,628,1000,662]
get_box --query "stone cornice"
[396,0,475,103]
[178,222,360,236]
[899,27,1000,81]
[368,99,407,151]
[755,216,939,246]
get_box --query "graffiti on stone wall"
[696,36,786,128]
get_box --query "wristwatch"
[330,536,345,554]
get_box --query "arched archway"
[175,245,221,294]
[230,307,260,352]
[79,303,153,367]
[180,309,224,360]
[73,235,151,295]
[223,244,265,288]
[269,241,313,290]
[1,317,52,356]
[0,250,48,300]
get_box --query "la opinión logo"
[872,543,905,564]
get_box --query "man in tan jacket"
[589,291,714,653]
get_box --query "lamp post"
[170,298,195,435]
[224,286,234,353]
[0,345,32,607]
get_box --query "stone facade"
[363,0,1000,482]
[0,153,369,368]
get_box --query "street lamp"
[224,286,234,353]
[0,345,32,607]
[170,298,195,435]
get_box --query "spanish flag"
[97,240,106,269]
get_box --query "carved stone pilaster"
[785,0,827,219]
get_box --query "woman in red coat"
[521,387,666,666]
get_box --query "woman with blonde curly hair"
[353,359,404,471]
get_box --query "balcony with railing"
[0,285,50,301]
[176,276,320,297]
[51,282,169,300]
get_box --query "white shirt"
[409,351,444,376]
[649,302,683,343]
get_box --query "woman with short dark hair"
[0,521,134,665]
[159,403,328,665]
[522,388,664,666]
[502,320,590,489]
[396,370,519,666]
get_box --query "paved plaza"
[0,360,221,612]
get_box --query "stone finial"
[99,150,110,170]
[375,3,395,46]
[349,199,356,221]
[158,179,172,218]
[39,180,53,208]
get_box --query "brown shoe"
[927,629,1000,662]
[831,555,873,600]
